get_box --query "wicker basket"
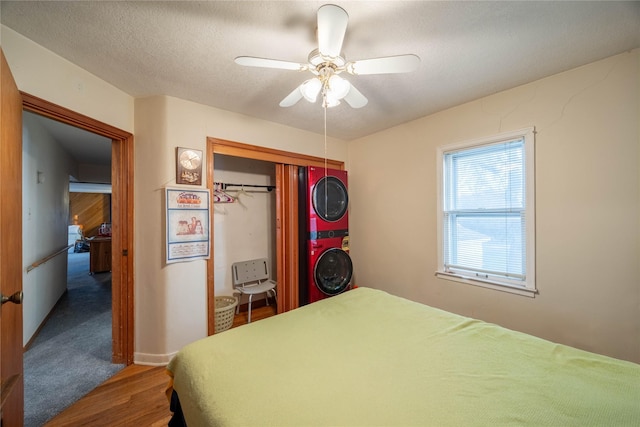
[214,296,238,333]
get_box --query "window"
[436,128,536,296]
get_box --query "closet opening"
[212,155,278,321]
[206,137,343,334]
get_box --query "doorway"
[21,111,119,424]
[21,92,134,365]
[20,106,130,425]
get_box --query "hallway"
[23,252,123,426]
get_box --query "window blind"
[443,138,526,281]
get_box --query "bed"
[166,287,640,426]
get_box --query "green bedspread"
[167,287,640,426]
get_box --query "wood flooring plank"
[232,304,277,328]
[44,366,171,427]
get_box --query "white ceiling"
[3,1,640,157]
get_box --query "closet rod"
[216,182,274,192]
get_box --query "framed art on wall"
[176,147,203,185]
[166,187,210,263]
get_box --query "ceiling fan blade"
[279,85,304,107]
[235,56,307,71]
[347,54,420,75]
[317,4,348,59]
[343,83,368,109]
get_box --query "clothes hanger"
[223,184,253,209]
[213,184,234,204]
[237,185,253,198]
[232,185,250,209]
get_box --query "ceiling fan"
[235,4,420,109]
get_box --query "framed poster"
[166,187,210,263]
[176,147,203,185]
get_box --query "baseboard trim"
[134,351,177,366]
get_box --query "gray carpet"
[24,252,125,427]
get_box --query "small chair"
[231,258,277,323]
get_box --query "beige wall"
[1,26,134,133]
[348,50,640,363]
[133,95,347,364]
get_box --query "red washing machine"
[307,236,353,303]
[300,167,353,304]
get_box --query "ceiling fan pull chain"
[324,102,328,217]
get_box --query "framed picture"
[176,147,203,185]
[166,187,210,263]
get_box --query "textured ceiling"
[3,1,640,146]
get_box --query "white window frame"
[436,128,536,297]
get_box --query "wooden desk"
[89,237,111,274]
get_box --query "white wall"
[348,50,640,363]
[213,155,277,302]
[22,112,77,344]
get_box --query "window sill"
[435,271,537,298]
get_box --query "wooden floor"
[45,305,277,426]
[231,301,277,328]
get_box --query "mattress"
[166,287,640,426]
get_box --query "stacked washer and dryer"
[299,166,353,305]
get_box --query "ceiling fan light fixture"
[327,74,350,100]
[300,78,322,102]
[323,96,341,108]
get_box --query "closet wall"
[213,154,277,303]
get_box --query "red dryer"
[307,166,349,239]
[302,166,353,304]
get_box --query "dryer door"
[312,176,348,222]
[314,248,353,296]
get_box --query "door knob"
[1,291,23,305]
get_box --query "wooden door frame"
[206,137,343,334]
[275,164,300,314]
[21,92,134,365]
